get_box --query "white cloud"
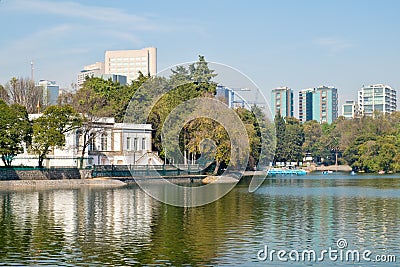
[315,37,353,54]
[0,0,164,50]
[105,31,143,45]
[0,0,187,86]
[0,24,72,59]
[5,0,159,30]
[0,1,167,84]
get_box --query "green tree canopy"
[0,100,31,166]
[30,105,82,167]
[148,55,218,158]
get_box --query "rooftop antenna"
[30,60,34,82]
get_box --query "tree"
[235,107,275,170]
[335,112,400,172]
[236,108,259,169]
[284,117,304,162]
[188,55,217,84]
[302,120,322,161]
[273,116,304,164]
[72,77,117,168]
[72,75,148,168]
[57,91,75,106]
[273,113,286,163]
[114,72,149,122]
[375,136,398,172]
[30,105,81,167]
[73,77,119,117]
[251,106,276,167]
[320,122,341,165]
[343,133,375,170]
[0,85,9,103]
[5,77,43,113]
[0,100,31,166]
[147,55,218,161]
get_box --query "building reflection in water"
[0,178,399,266]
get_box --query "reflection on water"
[0,174,399,266]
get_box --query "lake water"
[0,172,399,266]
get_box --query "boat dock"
[267,169,307,176]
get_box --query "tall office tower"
[298,86,338,124]
[271,86,294,118]
[104,47,157,83]
[342,100,357,119]
[358,84,396,117]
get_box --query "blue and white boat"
[267,168,307,176]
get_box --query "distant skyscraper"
[342,100,357,119]
[298,88,314,123]
[78,47,157,87]
[77,62,105,87]
[104,47,157,83]
[358,84,396,117]
[77,62,127,88]
[38,80,59,106]
[216,85,234,108]
[298,86,338,124]
[271,86,293,118]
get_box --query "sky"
[1,0,400,114]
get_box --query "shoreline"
[0,178,126,190]
[0,172,260,189]
[0,170,399,190]
[304,164,352,172]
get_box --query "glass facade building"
[37,80,59,106]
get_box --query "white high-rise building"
[358,84,396,117]
[77,47,157,87]
[77,62,105,87]
[105,47,157,83]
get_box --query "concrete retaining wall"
[0,168,92,180]
[0,179,126,189]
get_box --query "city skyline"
[0,0,400,112]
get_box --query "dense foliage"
[2,55,399,173]
[275,112,400,173]
[30,105,82,167]
[0,100,31,166]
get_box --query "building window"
[142,138,146,151]
[127,137,131,150]
[89,133,96,151]
[75,130,81,149]
[101,134,107,151]
[134,138,138,151]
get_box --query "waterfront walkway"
[92,164,203,178]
